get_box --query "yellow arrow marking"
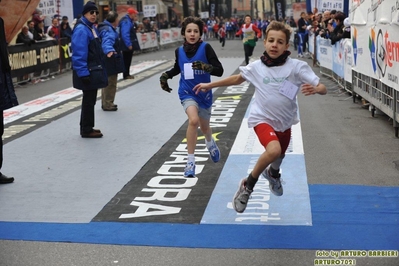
[182,131,222,143]
[216,95,242,100]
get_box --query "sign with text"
[143,5,157,17]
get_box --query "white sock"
[205,138,213,149]
[187,154,195,164]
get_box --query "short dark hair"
[106,11,118,23]
[334,13,345,23]
[181,16,204,37]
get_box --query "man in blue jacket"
[72,1,108,138]
[98,11,125,111]
[119,7,139,80]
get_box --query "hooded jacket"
[71,16,107,90]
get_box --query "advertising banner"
[138,32,158,49]
[343,39,353,83]
[318,0,344,13]
[332,41,345,78]
[351,0,399,90]
[274,0,286,21]
[9,40,59,78]
[59,37,72,71]
[159,28,183,46]
[292,2,307,24]
[317,36,333,70]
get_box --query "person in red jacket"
[235,15,262,64]
[218,22,226,48]
[47,17,60,39]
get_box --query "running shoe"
[262,166,283,196]
[206,138,220,163]
[184,162,196,177]
[232,178,253,213]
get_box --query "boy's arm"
[193,74,245,94]
[164,48,181,78]
[205,43,223,76]
[301,83,327,96]
[252,24,262,38]
[235,27,242,36]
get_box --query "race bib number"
[184,63,194,80]
[279,80,299,100]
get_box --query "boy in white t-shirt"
[193,21,327,213]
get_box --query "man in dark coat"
[118,7,139,79]
[0,17,19,184]
[71,1,108,138]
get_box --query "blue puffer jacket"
[98,20,124,76]
[119,14,140,51]
[71,17,107,90]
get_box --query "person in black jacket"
[60,21,72,39]
[296,12,309,57]
[16,26,35,45]
[0,17,19,184]
[329,12,346,45]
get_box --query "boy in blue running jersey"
[159,16,224,177]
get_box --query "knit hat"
[82,1,98,15]
[127,8,138,15]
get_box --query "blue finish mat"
[1,185,398,249]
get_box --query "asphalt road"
[1,38,398,266]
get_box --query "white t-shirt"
[239,57,320,132]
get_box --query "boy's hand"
[192,61,214,73]
[160,73,172,93]
[193,83,212,94]
[301,84,317,96]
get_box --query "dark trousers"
[219,37,225,47]
[244,43,255,65]
[122,50,134,78]
[303,33,308,53]
[294,33,298,50]
[80,89,98,134]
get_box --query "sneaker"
[262,166,283,196]
[206,138,220,163]
[232,178,253,213]
[184,162,196,177]
[297,54,304,58]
